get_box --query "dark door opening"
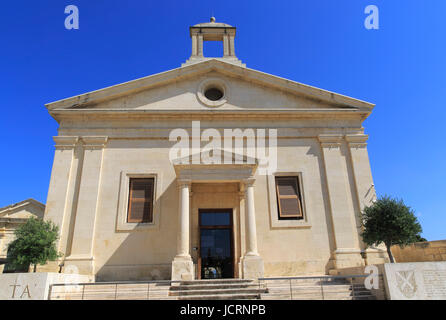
[199,209,234,279]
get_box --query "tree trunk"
[33,264,37,273]
[386,244,395,263]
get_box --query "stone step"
[261,292,377,300]
[179,279,253,285]
[171,283,261,291]
[170,288,268,297]
[178,293,261,300]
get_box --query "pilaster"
[64,136,108,275]
[319,134,364,270]
[43,136,79,272]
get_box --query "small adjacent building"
[0,199,45,273]
[42,19,388,281]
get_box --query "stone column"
[223,34,230,57]
[171,180,194,281]
[64,136,108,276]
[241,179,264,279]
[245,179,258,256]
[318,134,364,270]
[197,34,204,57]
[229,35,236,56]
[191,34,198,57]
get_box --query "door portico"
[171,156,264,281]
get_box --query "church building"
[43,18,387,281]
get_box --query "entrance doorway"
[198,209,234,279]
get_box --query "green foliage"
[415,234,427,242]
[362,195,423,250]
[7,217,61,271]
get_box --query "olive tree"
[7,217,61,272]
[361,196,423,263]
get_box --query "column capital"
[242,178,256,188]
[177,179,192,188]
[345,134,368,148]
[81,136,108,149]
[318,134,343,148]
[54,136,79,150]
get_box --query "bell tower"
[182,17,245,67]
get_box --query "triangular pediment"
[172,149,258,182]
[0,199,45,220]
[46,59,374,118]
[172,149,259,167]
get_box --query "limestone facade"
[42,19,388,281]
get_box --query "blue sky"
[0,1,444,240]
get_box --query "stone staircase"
[50,277,384,300]
[50,282,173,300]
[169,279,267,300]
[260,277,379,300]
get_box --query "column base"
[63,255,95,276]
[364,248,390,265]
[36,260,60,273]
[171,256,194,281]
[241,255,264,280]
[333,249,365,270]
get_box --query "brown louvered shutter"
[127,178,154,223]
[275,177,303,219]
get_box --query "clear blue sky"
[0,1,444,240]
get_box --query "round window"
[204,87,224,101]
[197,78,229,107]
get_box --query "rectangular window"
[127,178,154,223]
[275,176,303,219]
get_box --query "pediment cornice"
[46,59,375,115]
[0,199,45,218]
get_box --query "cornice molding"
[81,136,108,149]
[345,134,369,148]
[318,134,343,148]
[53,136,79,150]
[45,59,374,113]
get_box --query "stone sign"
[0,273,93,300]
[384,262,446,300]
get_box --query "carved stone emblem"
[395,271,417,298]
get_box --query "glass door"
[199,209,234,279]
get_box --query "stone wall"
[391,240,446,263]
[0,273,93,300]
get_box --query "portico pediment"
[173,149,258,182]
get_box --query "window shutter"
[275,177,303,219]
[127,178,154,223]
